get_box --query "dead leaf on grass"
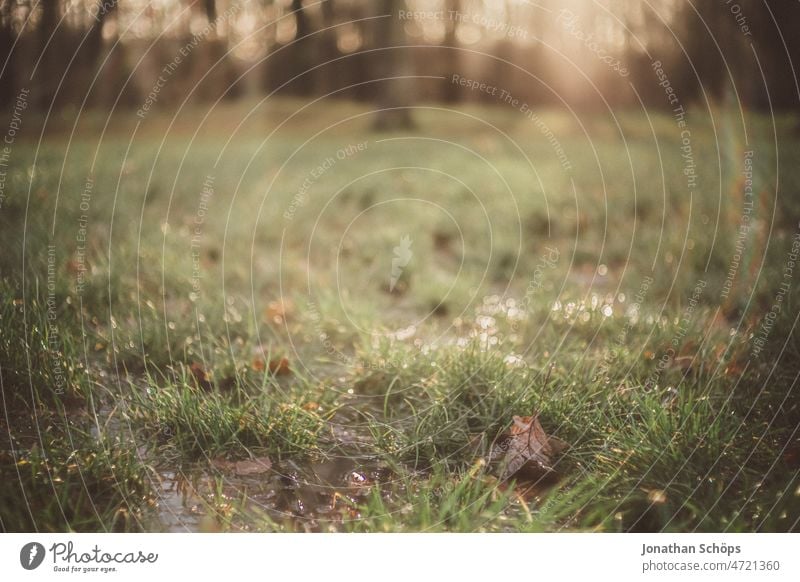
[189,362,213,390]
[268,356,291,376]
[251,355,292,376]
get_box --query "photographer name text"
[641,542,741,557]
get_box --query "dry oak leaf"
[499,414,568,481]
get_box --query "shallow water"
[150,455,395,532]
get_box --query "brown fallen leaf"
[251,355,291,376]
[189,361,213,390]
[210,456,235,471]
[499,413,568,481]
[268,356,291,376]
[234,456,272,476]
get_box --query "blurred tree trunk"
[441,0,460,103]
[750,0,800,114]
[38,0,60,110]
[263,0,314,95]
[0,0,17,108]
[292,0,311,39]
[86,4,109,56]
[82,0,115,106]
[203,0,217,25]
[196,0,232,101]
[317,0,339,95]
[372,0,415,131]
[681,0,736,105]
[292,0,313,95]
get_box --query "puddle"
[144,393,405,531]
[151,455,396,532]
[153,471,204,532]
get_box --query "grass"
[123,368,324,460]
[0,434,154,532]
[1,98,798,532]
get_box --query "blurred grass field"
[1,98,799,532]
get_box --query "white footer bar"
[2,533,797,581]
